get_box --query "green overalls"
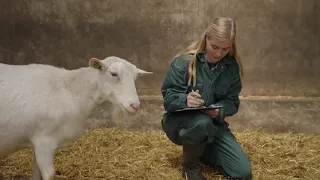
[161,53,252,179]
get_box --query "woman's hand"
[186,90,204,107]
[202,105,219,118]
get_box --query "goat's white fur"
[0,56,152,180]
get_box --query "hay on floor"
[0,128,319,180]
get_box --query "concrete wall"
[1,0,319,96]
[0,0,319,133]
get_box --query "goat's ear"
[137,68,153,76]
[89,58,106,71]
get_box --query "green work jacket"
[161,52,242,126]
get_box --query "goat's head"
[89,56,152,115]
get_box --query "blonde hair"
[176,17,243,87]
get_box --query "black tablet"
[175,105,223,112]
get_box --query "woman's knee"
[234,166,252,180]
[224,159,252,179]
[179,115,217,144]
[162,119,182,145]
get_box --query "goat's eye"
[110,72,118,77]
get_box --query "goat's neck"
[66,67,102,117]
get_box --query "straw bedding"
[0,128,319,180]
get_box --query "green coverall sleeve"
[161,58,189,113]
[214,71,242,120]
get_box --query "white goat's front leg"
[32,137,57,180]
[32,152,42,180]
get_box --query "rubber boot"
[182,141,206,180]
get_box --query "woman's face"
[205,37,232,63]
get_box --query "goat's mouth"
[121,103,138,115]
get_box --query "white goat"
[0,56,152,180]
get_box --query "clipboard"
[175,105,223,112]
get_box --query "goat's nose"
[130,103,140,110]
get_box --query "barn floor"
[0,128,319,180]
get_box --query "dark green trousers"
[162,111,252,179]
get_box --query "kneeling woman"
[160,17,252,180]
